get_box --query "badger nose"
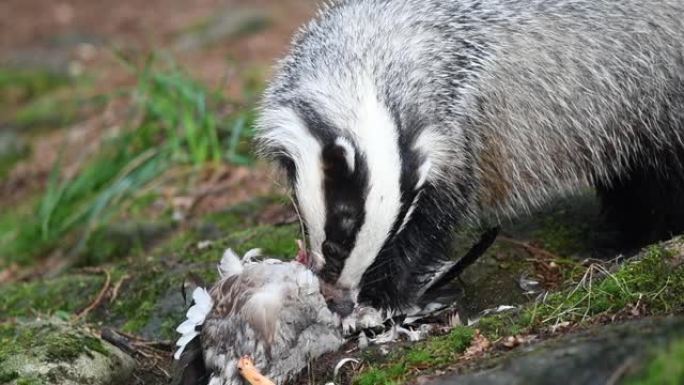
[320,281,356,317]
[327,297,355,318]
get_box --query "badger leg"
[596,147,684,250]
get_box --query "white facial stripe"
[256,107,327,258]
[334,136,356,173]
[416,160,431,190]
[336,82,403,290]
[413,128,454,183]
[396,190,423,235]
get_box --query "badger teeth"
[174,287,213,360]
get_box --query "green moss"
[532,244,684,325]
[199,195,287,235]
[188,224,300,263]
[447,326,477,352]
[112,267,176,335]
[44,331,107,362]
[626,338,684,385]
[476,242,684,341]
[356,368,399,385]
[15,376,41,385]
[78,221,173,267]
[0,369,20,383]
[354,326,475,384]
[405,349,431,366]
[0,275,103,318]
[0,320,110,373]
[532,217,586,256]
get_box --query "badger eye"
[322,240,349,260]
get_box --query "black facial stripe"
[290,98,338,143]
[319,144,369,283]
[387,108,425,240]
[275,154,297,187]
[286,98,370,284]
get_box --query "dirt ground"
[0,0,315,209]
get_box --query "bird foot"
[237,356,276,385]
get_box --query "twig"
[74,268,112,321]
[101,327,138,356]
[109,274,130,304]
[605,357,637,385]
[498,236,564,260]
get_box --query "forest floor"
[1,1,683,385]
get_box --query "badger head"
[254,6,475,311]
[256,82,475,312]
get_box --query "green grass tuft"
[1,58,261,266]
[354,326,475,384]
[479,242,684,340]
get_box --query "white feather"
[218,248,243,278]
[174,287,214,360]
[242,248,263,263]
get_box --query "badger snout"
[320,281,356,318]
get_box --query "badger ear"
[322,137,356,177]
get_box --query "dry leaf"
[462,330,491,360]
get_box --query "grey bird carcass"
[172,248,345,385]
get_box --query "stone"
[0,318,135,385]
[414,317,684,385]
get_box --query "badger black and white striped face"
[256,80,448,309]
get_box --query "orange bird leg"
[237,356,276,385]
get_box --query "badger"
[255,0,684,311]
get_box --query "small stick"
[75,268,111,321]
[605,357,637,385]
[101,328,138,356]
[109,274,130,304]
[498,236,563,261]
[238,356,276,385]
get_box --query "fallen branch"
[605,357,637,385]
[498,236,564,261]
[74,268,111,321]
[109,274,130,304]
[101,327,139,356]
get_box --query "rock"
[414,316,684,385]
[0,318,135,385]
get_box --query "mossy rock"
[415,317,684,385]
[0,319,134,385]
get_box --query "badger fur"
[255,0,684,309]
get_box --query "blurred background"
[0,0,317,275]
[0,3,319,382]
